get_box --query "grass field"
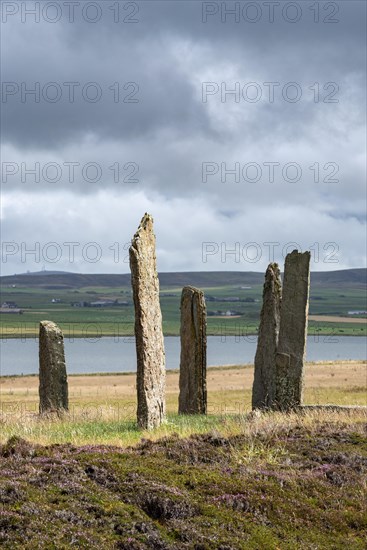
[1,280,366,338]
[1,361,365,446]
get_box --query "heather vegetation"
[1,409,366,549]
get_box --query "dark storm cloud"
[0,0,365,274]
[1,28,211,148]
[2,0,365,151]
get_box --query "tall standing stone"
[129,213,166,429]
[275,250,311,410]
[252,263,282,410]
[39,320,68,414]
[179,286,207,414]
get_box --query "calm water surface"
[0,336,366,376]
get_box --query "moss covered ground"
[1,409,366,549]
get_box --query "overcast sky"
[1,0,366,275]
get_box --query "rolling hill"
[0,268,366,290]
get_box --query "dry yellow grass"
[0,401,366,448]
[1,360,365,398]
[0,374,366,445]
[1,361,365,417]
[309,314,366,324]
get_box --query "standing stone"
[129,213,166,429]
[39,320,68,414]
[179,286,207,415]
[275,250,311,410]
[252,263,282,410]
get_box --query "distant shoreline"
[1,360,365,379]
[1,331,365,340]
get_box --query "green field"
[0,270,366,338]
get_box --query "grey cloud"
[2,1,365,150]
[0,0,365,273]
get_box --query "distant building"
[207,310,242,317]
[0,308,23,314]
[348,311,367,315]
[90,300,116,307]
[206,296,244,303]
[70,300,130,308]
[1,301,18,308]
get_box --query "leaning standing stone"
[252,263,282,410]
[129,213,166,429]
[275,250,311,410]
[179,286,207,414]
[39,320,68,414]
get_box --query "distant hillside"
[0,268,365,290]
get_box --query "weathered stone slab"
[275,250,311,410]
[39,320,68,414]
[129,213,166,429]
[252,263,282,410]
[179,286,207,415]
[275,352,291,409]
